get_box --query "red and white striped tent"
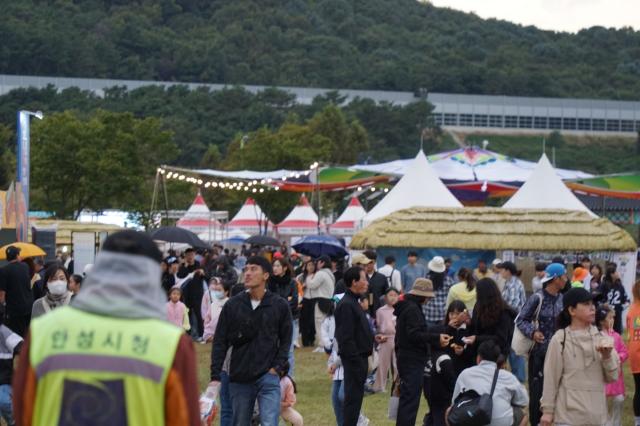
[277,195,320,236]
[228,198,272,234]
[329,197,367,236]
[176,192,221,234]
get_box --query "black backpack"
[447,365,499,426]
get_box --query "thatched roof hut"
[350,207,637,252]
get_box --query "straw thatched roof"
[350,207,637,252]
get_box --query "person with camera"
[208,256,292,426]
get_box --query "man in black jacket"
[209,256,292,426]
[335,266,374,426]
[0,246,33,337]
[359,250,389,316]
[394,278,451,426]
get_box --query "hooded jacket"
[13,251,201,426]
[394,295,441,362]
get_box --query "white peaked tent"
[176,192,221,234]
[503,154,596,216]
[277,195,320,236]
[330,197,367,236]
[363,150,463,226]
[228,198,271,234]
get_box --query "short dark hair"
[363,250,377,261]
[343,266,363,288]
[5,246,20,261]
[581,256,591,263]
[384,255,396,265]
[385,287,399,295]
[535,262,547,272]
[43,264,70,284]
[317,255,331,266]
[70,274,84,286]
[185,248,195,254]
[246,256,272,275]
[102,230,162,263]
[477,339,501,363]
[407,251,418,258]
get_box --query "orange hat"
[572,267,588,282]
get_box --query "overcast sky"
[429,0,639,33]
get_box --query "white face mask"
[213,290,225,300]
[48,280,68,296]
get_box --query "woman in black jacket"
[467,278,515,362]
[268,257,300,376]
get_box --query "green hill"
[1,0,640,99]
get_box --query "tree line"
[1,0,639,99]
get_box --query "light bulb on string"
[166,172,173,178]
[204,182,211,188]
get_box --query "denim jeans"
[229,371,281,426]
[289,319,299,378]
[331,379,344,426]
[508,349,526,383]
[219,371,232,426]
[0,385,14,426]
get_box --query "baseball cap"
[491,258,502,267]
[572,267,588,282]
[409,278,435,298]
[563,287,593,310]
[541,263,566,284]
[352,253,374,266]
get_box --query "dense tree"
[30,110,177,219]
[0,1,639,99]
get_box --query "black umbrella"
[149,227,209,248]
[292,235,348,258]
[245,235,280,246]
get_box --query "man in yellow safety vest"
[12,230,200,426]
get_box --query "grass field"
[195,345,637,425]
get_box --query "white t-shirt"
[251,299,260,310]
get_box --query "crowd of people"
[0,232,639,426]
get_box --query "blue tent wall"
[375,247,497,280]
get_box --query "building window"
[549,117,562,129]
[636,121,640,131]
[459,114,473,126]
[489,115,503,127]
[534,117,548,129]
[434,114,443,125]
[444,113,458,126]
[562,118,577,130]
[606,120,620,132]
[621,120,635,132]
[505,116,518,128]
[577,118,591,131]
[518,116,533,128]
[474,115,488,127]
[592,119,605,131]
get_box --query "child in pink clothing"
[279,362,303,426]
[166,287,190,330]
[373,287,399,392]
[597,305,628,426]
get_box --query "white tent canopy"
[228,198,271,234]
[176,192,221,234]
[330,197,367,236]
[277,195,320,236]
[363,151,463,226]
[503,154,596,216]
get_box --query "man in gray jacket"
[306,255,335,350]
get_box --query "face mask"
[48,280,68,296]
[213,290,225,300]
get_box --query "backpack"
[447,365,500,426]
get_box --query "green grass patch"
[196,344,637,425]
